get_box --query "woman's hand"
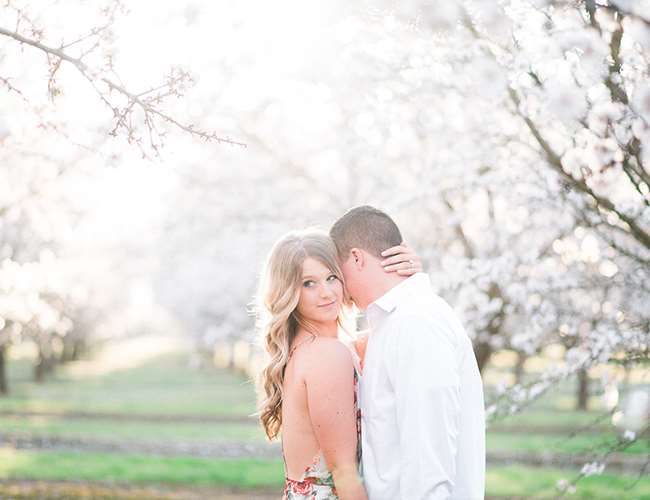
[380,243,423,276]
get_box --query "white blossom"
[622,430,636,441]
[580,461,606,477]
[545,80,588,122]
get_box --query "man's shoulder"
[389,293,466,345]
[394,291,455,322]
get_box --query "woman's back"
[281,335,361,499]
[281,337,322,479]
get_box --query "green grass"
[487,465,650,499]
[1,354,257,416]
[3,347,649,498]
[0,416,266,443]
[6,415,645,456]
[1,449,649,499]
[0,448,284,489]
[492,408,613,429]
[488,432,650,455]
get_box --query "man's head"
[330,205,405,310]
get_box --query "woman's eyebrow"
[301,273,328,280]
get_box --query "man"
[330,205,485,500]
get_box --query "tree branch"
[601,2,650,30]
[585,0,601,33]
[0,25,246,152]
[508,88,650,251]
[0,75,27,101]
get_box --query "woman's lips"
[318,300,337,308]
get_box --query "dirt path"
[0,479,277,500]
[0,410,259,425]
[1,410,613,435]
[0,433,281,459]
[0,480,543,500]
[3,432,646,474]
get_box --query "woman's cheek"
[297,289,312,316]
[336,280,344,300]
[305,288,318,311]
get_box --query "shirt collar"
[368,272,431,315]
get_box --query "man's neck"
[364,272,408,309]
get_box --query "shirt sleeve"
[389,315,461,500]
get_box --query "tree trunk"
[61,337,78,363]
[577,368,590,411]
[473,282,506,374]
[71,338,85,361]
[34,345,48,382]
[61,337,84,363]
[34,353,46,382]
[474,341,492,373]
[0,344,8,394]
[514,351,527,384]
[34,338,58,382]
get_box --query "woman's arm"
[380,242,424,276]
[304,339,367,500]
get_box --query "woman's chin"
[305,311,340,325]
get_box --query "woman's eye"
[327,275,338,282]
[303,280,315,288]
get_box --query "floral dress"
[282,358,362,499]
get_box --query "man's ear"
[350,248,364,270]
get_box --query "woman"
[256,229,421,499]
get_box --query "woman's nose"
[319,282,334,297]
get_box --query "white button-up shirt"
[361,273,485,500]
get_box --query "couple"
[256,206,485,500]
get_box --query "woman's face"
[295,257,343,325]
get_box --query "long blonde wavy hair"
[256,229,346,440]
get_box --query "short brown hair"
[330,205,402,260]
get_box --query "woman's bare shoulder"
[299,336,354,369]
